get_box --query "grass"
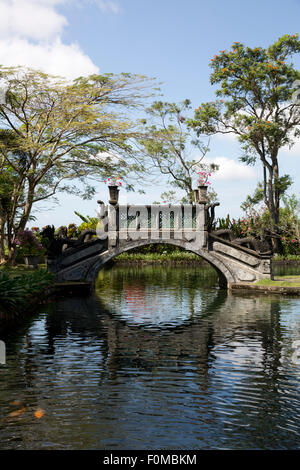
[115,252,204,262]
[255,275,300,287]
[116,251,300,263]
[0,264,47,277]
[272,254,300,261]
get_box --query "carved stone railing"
[99,203,207,249]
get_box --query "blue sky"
[0,0,299,227]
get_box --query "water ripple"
[1,265,300,449]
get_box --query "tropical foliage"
[214,193,300,255]
[0,269,54,316]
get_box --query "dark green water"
[0,264,300,450]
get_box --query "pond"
[0,264,300,450]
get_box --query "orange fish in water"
[3,407,26,421]
[11,400,23,406]
[34,408,45,419]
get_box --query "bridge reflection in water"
[1,265,299,450]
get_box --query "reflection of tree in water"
[43,295,217,387]
[43,289,283,390]
[2,263,300,449]
[45,284,300,449]
[95,264,220,326]
[96,264,219,294]
[123,283,146,320]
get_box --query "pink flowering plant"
[232,205,283,240]
[195,163,217,189]
[197,170,211,186]
[104,176,123,187]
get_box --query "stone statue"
[41,225,97,258]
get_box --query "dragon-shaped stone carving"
[41,225,97,258]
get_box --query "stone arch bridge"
[46,190,272,288]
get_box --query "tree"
[0,130,30,262]
[139,100,217,203]
[0,165,15,262]
[0,67,154,263]
[241,175,293,212]
[188,34,300,249]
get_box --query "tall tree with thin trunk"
[188,34,300,249]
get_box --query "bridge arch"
[85,239,235,287]
[50,200,272,287]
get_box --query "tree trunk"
[264,161,282,253]
[0,218,6,263]
[272,160,281,253]
[17,183,35,233]
[0,202,7,263]
[273,161,280,225]
[6,222,18,265]
[6,244,17,265]
[6,183,35,265]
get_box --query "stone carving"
[205,203,220,232]
[261,260,271,274]
[41,225,98,258]
[57,263,90,282]
[237,271,256,282]
[213,242,260,267]
[211,228,272,255]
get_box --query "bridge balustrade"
[104,204,207,248]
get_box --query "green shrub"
[0,269,54,315]
[75,211,99,235]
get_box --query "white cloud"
[94,0,120,14]
[0,0,67,41]
[71,0,120,14]
[0,0,121,79]
[206,157,257,181]
[0,38,99,79]
[96,151,124,165]
[215,132,238,143]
